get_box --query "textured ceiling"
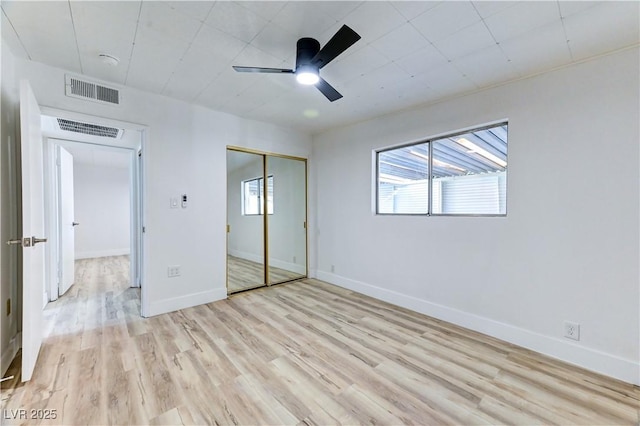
[2,1,639,134]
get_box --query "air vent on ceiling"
[57,118,123,139]
[65,75,120,105]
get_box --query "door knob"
[6,237,33,247]
[72,222,80,226]
[32,237,47,245]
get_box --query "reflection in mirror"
[226,150,265,293]
[267,156,307,284]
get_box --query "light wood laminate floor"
[1,256,638,425]
[227,255,304,294]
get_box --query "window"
[377,123,507,216]
[243,175,273,215]
[378,143,429,214]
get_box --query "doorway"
[41,109,146,315]
[52,141,135,293]
[226,147,307,294]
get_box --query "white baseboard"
[316,270,640,386]
[1,332,21,377]
[146,288,227,317]
[75,248,130,260]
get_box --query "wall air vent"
[57,118,123,139]
[65,75,120,105]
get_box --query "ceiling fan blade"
[310,25,361,69]
[232,66,294,74]
[315,77,343,102]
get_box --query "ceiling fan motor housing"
[296,38,321,70]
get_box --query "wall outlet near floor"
[564,321,580,341]
[167,265,181,277]
[330,264,335,273]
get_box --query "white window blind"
[393,181,428,214]
[435,173,505,215]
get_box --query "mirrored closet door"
[226,147,307,294]
[226,149,266,293]
[267,156,307,284]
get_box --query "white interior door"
[19,80,46,382]
[58,146,75,295]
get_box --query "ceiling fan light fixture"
[296,65,319,85]
[232,25,361,101]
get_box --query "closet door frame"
[226,146,308,294]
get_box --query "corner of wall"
[145,287,228,318]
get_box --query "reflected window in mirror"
[242,175,273,215]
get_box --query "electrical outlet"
[293,256,297,263]
[331,264,335,273]
[564,321,580,341]
[167,265,181,277]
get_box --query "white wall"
[13,58,312,317]
[312,47,640,385]
[0,40,22,374]
[73,163,130,259]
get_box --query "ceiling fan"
[232,25,361,102]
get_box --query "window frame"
[375,121,508,217]
[242,174,274,216]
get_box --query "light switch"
[170,197,179,208]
